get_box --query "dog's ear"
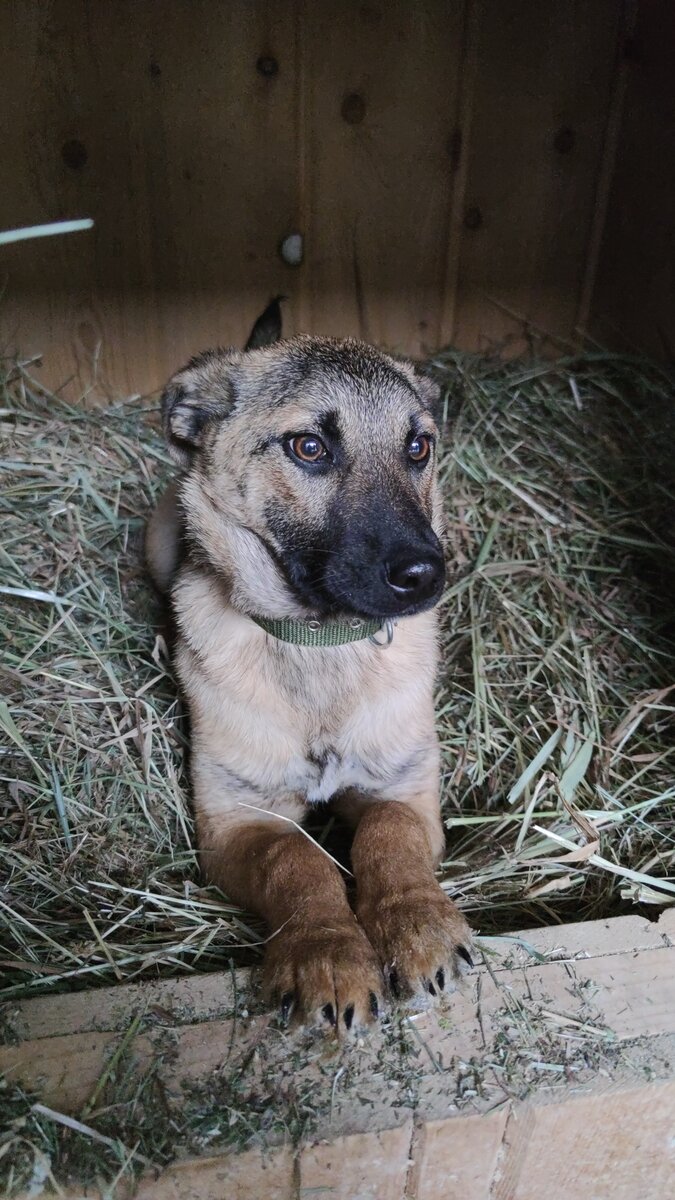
[161,348,242,467]
[413,371,442,420]
[244,295,285,351]
[394,358,443,422]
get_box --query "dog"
[146,302,473,1033]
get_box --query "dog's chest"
[272,663,381,801]
[181,600,438,806]
[284,744,375,804]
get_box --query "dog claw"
[322,1002,336,1026]
[425,978,436,996]
[457,945,474,969]
[280,991,295,1022]
[435,967,445,991]
[388,967,401,998]
[343,1004,355,1031]
[369,992,380,1019]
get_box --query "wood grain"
[0,0,301,398]
[590,0,675,358]
[1,0,644,400]
[452,0,624,354]
[300,0,464,356]
[494,1082,675,1200]
[6,913,674,1200]
[2,0,464,390]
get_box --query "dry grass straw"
[1,347,675,1004]
[433,347,675,926]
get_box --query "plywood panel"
[590,0,675,357]
[413,1110,509,1200]
[6,913,675,1200]
[301,0,465,356]
[0,0,301,398]
[0,0,655,397]
[299,1123,414,1200]
[134,1146,296,1200]
[452,0,624,353]
[495,1082,675,1200]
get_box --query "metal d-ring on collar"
[369,618,395,648]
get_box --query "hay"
[431,348,675,925]
[1,348,675,1003]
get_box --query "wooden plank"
[9,966,251,1041]
[0,1029,143,1111]
[452,0,623,352]
[412,1109,509,1200]
[491,908,674,964]
[299,0,465,355]
[0,0,301,399]
[0,1016,264,1112]
[133,1145,296,1200]
[574,1,638,339]
[10,912,671,1044]
[590,0,675,358]
[494,1081,675,1200]
[299,1122,414,1200]
[35,1146,297,1200]
[13,1080,675,1200]
[439,0,483,343]
[590,948,675,1039]
[3,914,673,1122]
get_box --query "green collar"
[251,613,389,648]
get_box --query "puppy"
[146,307,472,1032]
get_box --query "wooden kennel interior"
[1,0,674,398]
[2,3,675,1198]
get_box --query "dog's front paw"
[263,913,384,1033]
[358,884,473,1002]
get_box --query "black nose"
[385,553,444,599]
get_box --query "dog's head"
[162,322,446,622]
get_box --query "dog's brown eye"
[288,434,327,463]
[408,434,431,464]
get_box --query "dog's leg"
[145,479,182,594]
[199,815,383,1030]
[344,797,473,1001]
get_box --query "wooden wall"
[591,0,675,360]
[0,0,669,400]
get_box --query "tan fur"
[147,334,472,1033]
[145,480,182,593]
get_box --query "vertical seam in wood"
[404,1117,424,1200]
[488,1101,518,1200]
[292,1142,302,1200]
[352,222,370,343]
[294,0,310,334]
[439,0,482,347]
[574,0,638,341]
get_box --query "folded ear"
[161,347,242,467]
